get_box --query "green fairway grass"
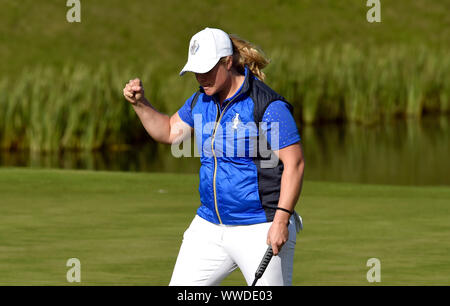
[0,168,449,285]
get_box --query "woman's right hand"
[123,78,145,105]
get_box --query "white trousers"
[169,215,298,286]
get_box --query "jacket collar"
[239,65,253,96]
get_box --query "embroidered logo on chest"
[232,113,241,130]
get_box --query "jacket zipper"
[211,97,238,224]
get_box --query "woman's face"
[195,59,230,97]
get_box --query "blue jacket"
[179,67,298,225]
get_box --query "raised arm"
[123,78,192,145]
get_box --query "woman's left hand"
[267,220,289,256]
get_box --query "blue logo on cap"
[190,40,200,55]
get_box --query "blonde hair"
[221,34,270,81]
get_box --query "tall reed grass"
[267,44,450,124]
[0,45,448,151]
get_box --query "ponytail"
[227,34,270,81]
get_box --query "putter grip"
[255,245,274,278]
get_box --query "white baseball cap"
[179,27,233,76]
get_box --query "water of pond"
[1,116,449,186]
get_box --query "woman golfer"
[123,27,305,286]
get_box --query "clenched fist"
[123,78,145,105]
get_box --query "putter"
[251,245,274,286]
